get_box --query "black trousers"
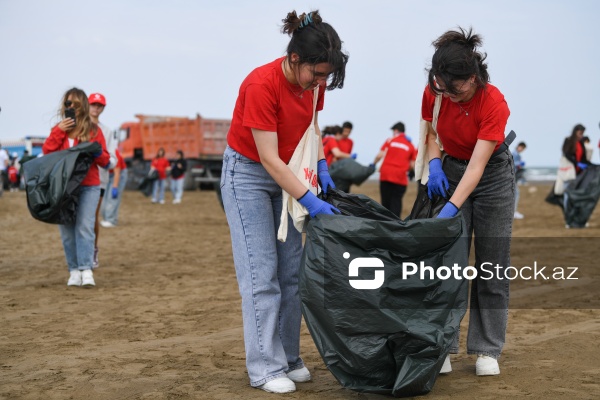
[380,181,407,218]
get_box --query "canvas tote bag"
[277,87,320,242]
[414,93,443,183]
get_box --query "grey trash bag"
[329,158,376,192]
[301,190,468,397]
[23,142,101,224]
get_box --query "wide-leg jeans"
[59,185,101,271]
[444,149,515,358]
[220,146,304,387]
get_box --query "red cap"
[88,93,106,106]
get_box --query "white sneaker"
[159,200,165,204]
[81,269,95,287]
[440,355,452,374]
[287,366,311,382]
[514,211,524,219]
[67,270,82,286]
[475,355,500,376]
[100,220,116,228]
[173,199,181,204]
[258,377,296,393]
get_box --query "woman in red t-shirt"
[42,87,110,288]
[221,10,348,393]
[422,28,512,377]
[149,148,170,204]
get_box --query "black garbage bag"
[546,164,600,228]
[408,181,448,220]
[23,142,101,225]
[138,170,158,197]
[301,191,469,397]
[329,158,376,192]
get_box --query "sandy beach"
[1,181,599,399]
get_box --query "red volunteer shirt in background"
[322,136,338,166]
[421,84,510,160]
[227,57,325,164]
[151,157,170,179]
[379,133,416,186]
[42,125,110,186]
[109,149,127,173]
[337,137,353,154]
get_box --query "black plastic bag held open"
[300,189,468,397]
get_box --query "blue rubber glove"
[427,158,449,199]
[92,151,102,158]
[111,187,118,199]
[437,201,459,218]
[298,190,340,217]
[577,162,588,170]
[405,135,412,143]
[317,159,336,194]
[519,161,525,168]
[351,153,357,159]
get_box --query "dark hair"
[427,27,490,96]
[517,141,527,148]
[391,122,405,132]
[282,10,348,90]
[342,121,353,130]
[176,150,184,158]
[332,125,343,135]
[563,124,586,157]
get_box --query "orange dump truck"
[118,114,230,190]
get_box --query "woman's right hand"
[427,158,449,198]
[58,118,75,132]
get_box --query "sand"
[1,181,599,399]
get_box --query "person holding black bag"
[42,87,110,287]
[421,27,514,376]
[220,10,347,393]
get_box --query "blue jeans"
[170,177,184,201]
[101,169,128,225]
[152,178,166,202]
[220,146,304,387]
[59,185,101,271]
[444,150,515,358]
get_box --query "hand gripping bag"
[23,142,101,224]
[300,189,468,397]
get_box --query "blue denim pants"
[170,177,184,201]
[220,146,305,387]
[444,149,515,358]
[152,178,166,202]
[59,185,101,271]
[101,169,128,225]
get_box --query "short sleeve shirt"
[227,57,325,164]
[421,84,510,160]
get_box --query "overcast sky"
[1,0,598,166]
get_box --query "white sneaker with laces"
[100,220,116,228]
[258,377,296,393]
[476,355,500,376]
[514,211,524,219]
[67,270,82,286]
[440,355,452,374]
[287,366,311,382]
[81,269,95,287]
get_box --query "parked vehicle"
[118,114,230,190]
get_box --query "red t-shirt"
[379,134,416,186]
[322,136,339,166]
[109,149,127,173]
[421,84,510,160]
[227,57,325,164]
[151,157,170,179]
[337,137,353,154]
[42,125,110,186]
